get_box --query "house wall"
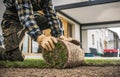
[82,30,88,53]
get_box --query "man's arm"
[15,0,58,51]
[15,0,42,41]
[43,0,64,37]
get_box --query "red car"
[104,49,118,53]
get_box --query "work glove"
[37,34,57,51]
[59,36,80,46]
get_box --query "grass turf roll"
[42,40,84,68]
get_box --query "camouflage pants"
[0,8,48,61]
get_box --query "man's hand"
[59,36,80,45]
[37,35,57,51]
[59,36,72,41]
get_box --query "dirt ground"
[0,66,120,77]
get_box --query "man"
[0,0,80,61]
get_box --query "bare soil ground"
[0,66,120,77]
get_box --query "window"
[67,22,73,37]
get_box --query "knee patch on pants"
[2,25,19,51]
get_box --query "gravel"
[0,66,120,77]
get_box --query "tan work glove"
[59,36,80,45]
[37,34,57,51]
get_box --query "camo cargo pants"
[0,8,49,61]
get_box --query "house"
[82,28,120,56]
[82,29,106,54]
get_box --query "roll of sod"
[42,40,84,68]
